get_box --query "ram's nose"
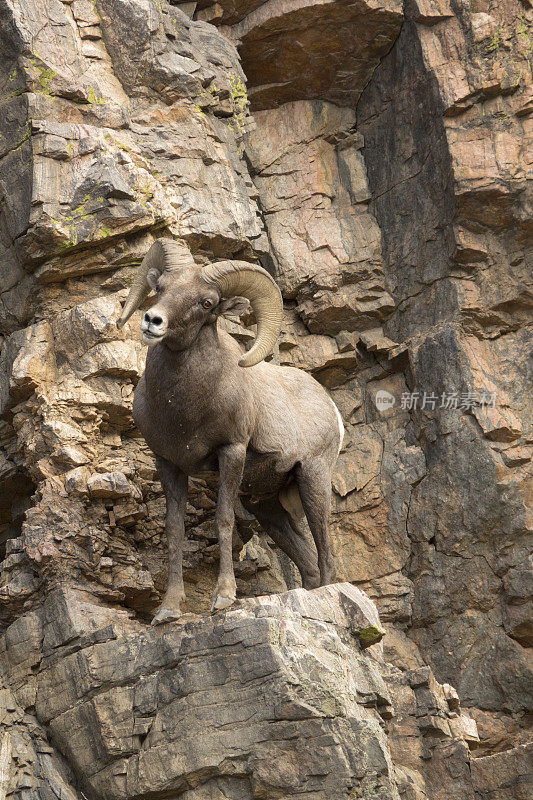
[141,309,163,329]
[141,308,167,343]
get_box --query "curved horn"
[202,260,283,367]
[116,239,195,329]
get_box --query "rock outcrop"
[0,583,487,799]
[356,0,533,755]
[0,0,531,797]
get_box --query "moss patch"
[356,624,386,649]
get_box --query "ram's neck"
[144,322,223,394]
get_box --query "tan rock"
[0,0,531,789]
[411,0,454,24]
[247,101,394,332]
[87,471,141,499]
[471,12,498,44]
[233,0,403,109]
[0,322,56,414]
[471,743,533,800]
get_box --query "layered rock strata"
[0,0,531,797]
[0,583,489,800]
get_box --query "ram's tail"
[331,399,344,455]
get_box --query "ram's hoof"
[211,594,235,612]
[151,606,181,625]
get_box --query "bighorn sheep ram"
[117,239,343,623]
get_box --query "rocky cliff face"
[0,0,531,798]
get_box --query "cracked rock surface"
[1,583,485,799]
[0,0,531,798]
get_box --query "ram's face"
[140,267,221,350]
[116,239,281,367]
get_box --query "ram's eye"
[201,298,213,309]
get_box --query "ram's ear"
[217,296,250,318]
[146,267,161,290]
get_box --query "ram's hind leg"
[245,496,320,589]
[152,457,188,625]
[295,459,336,586]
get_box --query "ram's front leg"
[212,443,246,611]
[152,457,188,625]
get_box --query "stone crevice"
[0,0,531,795]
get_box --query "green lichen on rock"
[479,26,503,55]
[517,14,531,51]
[10,119,32,152]
[37,67,55,95]
[229,73,249,133]
[30,52,56,96]
[87,86,105,105]
[356,624,386,649]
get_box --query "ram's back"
[248,360,343,469]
